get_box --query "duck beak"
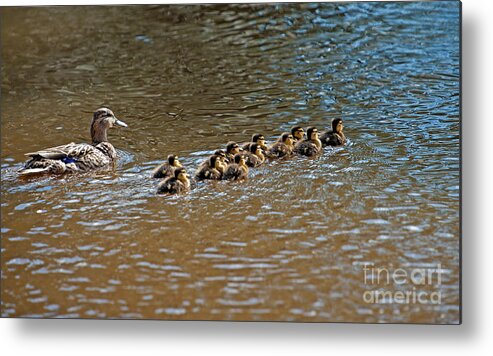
[114,117,128,127]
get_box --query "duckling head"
[226,141,241,155]
[249,143,263,158]
[234,153,246,166]
[252,133,267,149]
[280,132,294,146]
[306,127,319,141]
[91,108,128,144]
[291,126,305,141]
[332,118,344,134]
[168,154,182,167]
[214,149,227,163]
[208,155,222,171]
[175,167,189,184]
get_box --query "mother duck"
[18,108,128,175]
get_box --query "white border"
[2,0,493,354]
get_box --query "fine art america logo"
[362,263,443,305]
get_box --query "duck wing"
[25,142,95,160]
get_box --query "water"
[1,2,460,323]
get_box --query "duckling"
[151,154,182,179]
[241,133,268,153]
[294,127,322,157]
[18,108,128,175]
[213,149,227,163]
[157,167,191,195]
[224,141,242,163]
[267,132,294,158]
[290,126,305,144]
[223,154,249,181]
[320,118,346,146]
[241,143,265,167]
[195,155,224,180]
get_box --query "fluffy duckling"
[290,126,305,144]
[156,167,191,195]
[294,127,322,157]
[18,108,128,175]
[213,149,227,163]
[223,154,249,181]
[320,118,346,146]
[241,143,265,167]
[241,133,268,153]
[151,154,182,179]
[267,132,294,158]
[195,155,224,180]
[225,141,242,163]
[196,149,226,171]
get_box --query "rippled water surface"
[1,2,460,323]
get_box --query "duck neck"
[91,121,109,145]
[313,138,322,150]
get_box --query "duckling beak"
[114,118,128,127]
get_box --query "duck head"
[332,118,344,134]
[280,132,294,147]
[249,143,264,159]
[208,155,224,172]
[252,133,267,150]
[234,153,247,168]
[175,167,190,187]
[306,127,319,141]
[214,149,227,163]
[291,126,305,141]
[168,154,182,167]
[226,141,241,155]
[91,108,128,144]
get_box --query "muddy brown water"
[1,3,460,323]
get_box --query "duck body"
[223,154,248,181]
[20,142,116,175]
[268,142,293,158]
[241,143,265,168]
[267,132,294,158]
[223,164,248,180]
[156,167,191,195]
[156,177,189,194]
[242,152,262,167]
[320,131,346,146]
[321,118,346,146]
[152,162,175,179]
[195,155,224,180]
[293,127,322,157]
[195,166,222,180]
[152,155,182,179]
[18,108,127,175]
[294,140,321,157]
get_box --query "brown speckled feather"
[156,177,189,194]
[320,131,346,146]
[294,140,321,157]
[223,164,248,180]
[267,142,293,158]
[19,108,125,175]
[21,142,116,174]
